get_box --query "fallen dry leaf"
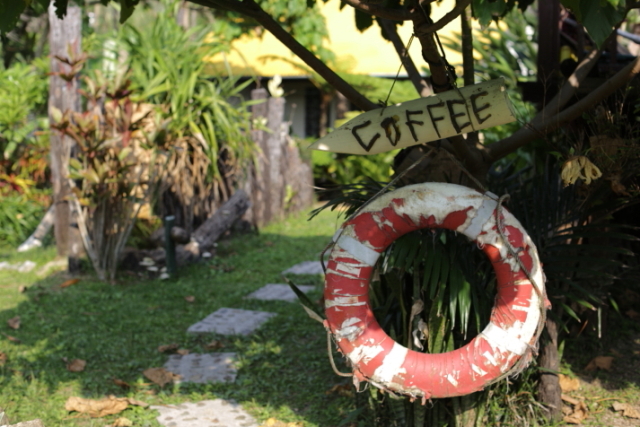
[176,349,189,356]
[563,399,588,424]
[626,309,640,320]
[7,316,20,330]
[562,394,581,406]
[112,417,132,427]
[65,396,126,417]
[205,340,224,351]
[559,374,581,393]
[157,343,178,353]
[60,278,80,288]
[0,351,7,365]
[112,378,130,389]
[584,356,613,371]
[2,332,21,343]
[184,295,195,303]
[143,367,179,387]
[612,402,640,419]
[66,359,86,372]
[18,285,26,293]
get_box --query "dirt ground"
[560,330,640,426]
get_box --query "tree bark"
[244,90,313,227]
[266,96,286,221]
[191,189,251,252]
[48,3,83,272]
[538,318,563,421]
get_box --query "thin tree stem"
[419,0,471,35]
[460,3,479,149]
[489,56,640,161]
[378,18,431,97]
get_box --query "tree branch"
[410,0,487,179]
[460,3,480,148]
[340,0,413,21]
[189,0,378,111]
[488,47,603,161]
[412,0,449,90]
[378,18,431,97]
[418,0,471,35]
[460,5,473,87]
[489,56,640,161]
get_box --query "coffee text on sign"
[308,79,516,155]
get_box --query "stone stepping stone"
[187,307,276,335]
[245,284,315,302]
[151,399,258,427]
[282,261,324,275]
[165,352,237,384]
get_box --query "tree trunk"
[191,189,251,253]
[244,88,271,227]
[244,90,313,227]
[266,96,286,221]
[538,318,563,421]
[48,3,83,273]
[318,91,332,138]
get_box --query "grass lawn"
[2,207,640,427]
[0,209,355,427]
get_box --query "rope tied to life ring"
[322,181,549,400]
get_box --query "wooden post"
[164,216,177,277]
[244,88,313,227]
[246,88,270,227]
[266,96,286,222]
[538,318,563,421]
[48,3,83,272]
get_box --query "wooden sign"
[308,78,516,155]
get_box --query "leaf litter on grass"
[585,356,614,371]
[143,367,180,387]
[64,358,86,372]
[612,401,640,419]
[0,210,353,427]
[559,374,581,393]
[7,315,20,329]
[64,396,147,417]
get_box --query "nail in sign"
[308,78,516,155]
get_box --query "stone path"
[246,284,315,302]
[154,260,319,427]
[165,353,238,384]
[152,400,258,427]
[187,308,276,335]
[282,261,324,275]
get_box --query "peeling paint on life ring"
[323,182,549,399]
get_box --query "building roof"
[205,0,461,77]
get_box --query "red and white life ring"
[324,182,548,399]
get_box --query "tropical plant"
[0,194,47,247]
[0,57,49,182]
[118,1,257,229]
[52,70,164,282]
